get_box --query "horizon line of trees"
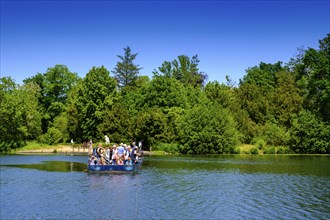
[1,35,329,154]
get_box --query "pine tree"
[112,46,142,88]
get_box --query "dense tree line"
[1,36,329,153]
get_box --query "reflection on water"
[2,161,87,172]
[144,155,330,177]
[0,154,329,219]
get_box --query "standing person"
[130,141,138,164]
[105,146,111,164]
[105,135,110,146]
[117,143,125,157]
[88,139,93,156]
[125,146,132,165]
[87,139,93,156]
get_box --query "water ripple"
[1,155,329,220]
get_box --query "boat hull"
[87,160,143,173]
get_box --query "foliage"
[133,107,168,149]
[276,146,291,154]
[294,34,330,122]
[289,110,330,153]
[2,36,329,155]
[0,78,41,152]
[263,146,276,154]
[23,65,79,133]
[112,46,142,88]
[100,103,133,144]
[177,102,241,154]
[251,137,267,150]
[75,66,117,141]
[153,142,179,154]
[141,76,188,109]
[153,55,208,87]
[250,147,259,155]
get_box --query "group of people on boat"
[88,141,142,166]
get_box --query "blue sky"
[1,0,329,85]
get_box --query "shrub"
[154,142,179,154]
[277,146,292,154]
[264,146,276,154]
[250,147,259,155]
[252,137,266,149]
[230,146,240,154]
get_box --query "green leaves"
[74,66,117,141]
[178,103,241,154]
[153,55,208,87]
[2,36,329,154]
[289,110,330,153]
[112,46,142,88]
[0,78,41,151]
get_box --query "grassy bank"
[13,141,294,155]
[13,141,84,154]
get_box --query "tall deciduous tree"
[76,66,117,140]
[24,65,79,133]
[153,55,208,87]
[289,110,330,153]
[294,34,330,122]
[112,46,142,88]
[178,102,241,154]
[0,78,41,151]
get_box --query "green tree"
[289,110,330,153]
[112,46,142,88]
[100,103,133,144]
[178,102,241,154]
[238,62,288,125]
[133,107,168,149]
[294,34,330,122]
[23,64,79,133]
[142,76,189,109]
[273,71,303,127]
[66,79,84,142]
[205,81,256,143]
[153,55,208,87]
[76,66,117,140]
[0,78,41,151]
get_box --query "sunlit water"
[0,154,329,219]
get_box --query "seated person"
[89,155,98,165]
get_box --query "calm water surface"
[0,154,329,219]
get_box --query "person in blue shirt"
[117,143,125,157]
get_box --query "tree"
[205,81,256,143]
[100,103,133,144]
[133,107,168,149]
[0,78,41,151]
[289,110,330,153]
[75,66,117,140]
[178,102,241,154]
[23,65,79,133]
[112,46,142,88]
[273,71,303,127]
[153,55,208,87]
[293,34,330,122]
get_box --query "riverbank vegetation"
[1,35,329,154]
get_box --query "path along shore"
[17,146,152,155]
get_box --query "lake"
[0,154,329,219]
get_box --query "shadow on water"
[143,154,330,177]
[1,161,87,172]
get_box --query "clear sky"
[1,0,329,85]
